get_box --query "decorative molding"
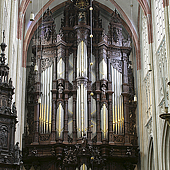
[111,59,123,73]
[145,116,153,138]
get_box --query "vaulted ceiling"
[24,0,140,38]
[20,0,150,69]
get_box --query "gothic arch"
[147,137,155,170]
[162,122,170,170]
[22,1,140,69]
[19,0,154,70]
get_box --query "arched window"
[153,0,165,47]
[162,123,170,170]
[141,13,149,77]
[141,12,152,120]
[148,138,155,170]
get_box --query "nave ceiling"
[24,0,140,42]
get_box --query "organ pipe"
[111,66,124,134]
[57,58,65,79]
[101,104,108,139]
[99,59,107,80]
[76,41,88,138]
[39,65,53,134]
[56,103,64,138]
[77,41,88,78]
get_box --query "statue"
[78,12,86,23]
[9,78,12,86]
[69,13,75,27]
[101,84,107,99]
[44,27,51,41]
[12,102,17,115]
[58,83,64,94]
[58,83,64,98]
[13,142,21,164]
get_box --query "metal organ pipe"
[44,68,47,133]
[49,65,52,133]
[77,41,87,78]
[99,59,107,80]
[39,65,53,134]
[57,58,65,79]
[81,83,84,137]
[76,41,88,138]
[111,66,124,135]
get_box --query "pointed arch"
[147,137,155,170]
[162,122,170,170]
[109,0,141,70]
[163,0,169,7]
[17,0,31,40]
[22,1,66,67]
[22,1,141,70]
[20,0,154,70]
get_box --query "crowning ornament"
[75,0,89,9]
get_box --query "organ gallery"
[23,1,138,169]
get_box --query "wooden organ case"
[23,1,139,170]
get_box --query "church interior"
[0,0,170,169]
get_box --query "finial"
[1,30,7,52]
[3,30,5,43]
[0,30,7,65]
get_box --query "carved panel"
[113,135,125,143]
[111,59,123,73]
[0,125,8,147]
[41,57,53,72]
[39,134,51,141]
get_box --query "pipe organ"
[112,66,124,135]
[24,1,138,170]
[39,63,53,134]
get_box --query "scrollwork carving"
[63,146,78,165]
[41,57,53,72]
[111,59,123,73]
[12,102,17,115]
[89,146,104,165]
[113,135,125,143]
[39,134,51,141]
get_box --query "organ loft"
[23,0,138,169]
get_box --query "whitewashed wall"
[138,1,170,170]
[0,0,26,149]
